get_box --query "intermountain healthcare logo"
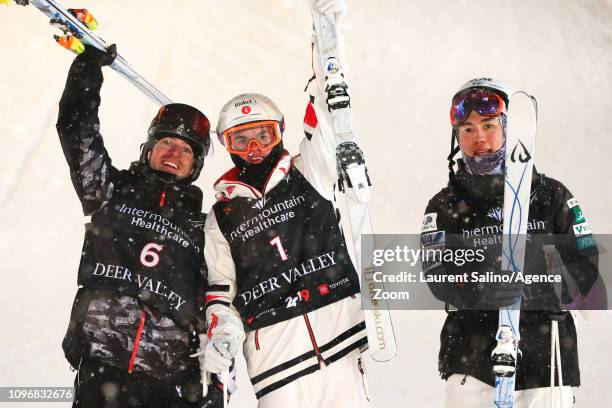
[487,207,504,223]
[229,194,307,242]
[251,197,267,210]
[462,219,547,247]
[118,203,200,252]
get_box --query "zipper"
[128,310,146,373]
[159,191,167,207]
[303,313,326,369]
[255,329,260,351]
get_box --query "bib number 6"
[140,243,163,267]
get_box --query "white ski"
[308,1,397,362]
[492,91,538,407]
[11,0,171,105]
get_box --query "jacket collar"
[129,161,192,187]
[127,161,203,209]
[213,151,292,201]
[450,159,540,204]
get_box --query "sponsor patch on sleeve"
[573,221,592,237]
[571,206,585,223]
[421,231,445,248]
[421,230,444,272]
[567,198,579,209]
[577,235,596,250]
[421,213,438,233]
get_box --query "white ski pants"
[256,350,371,408]
[444,374,574,408]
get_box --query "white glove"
[192,308,245,374]
[314,0,347,16]
[203,333,239,374]
[312,0,351,39]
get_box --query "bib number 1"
[270,236,288,261]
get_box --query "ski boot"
[491,325,520,377]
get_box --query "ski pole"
[553,320,564,407]
[202,370,210,398]
[550,320,556,408]
[221,369,228,408]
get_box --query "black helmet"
[141,103,211,181]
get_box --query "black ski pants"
[72,358,208,408]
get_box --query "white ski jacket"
[204,90,367,399]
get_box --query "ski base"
[309,0,396,361]
[495,92,538,408]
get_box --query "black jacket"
[57,52,206,381]
[422,161,599,390]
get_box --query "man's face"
[457,111,504,157]
[148,136,195,178]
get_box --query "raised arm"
[294,48,339,201]
[56,45,118,215]
[294,1,350,201]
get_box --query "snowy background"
[1,0,611,406]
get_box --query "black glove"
[523,283,562,313]
[474,269,524,309]
[77,43,117,67]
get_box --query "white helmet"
[453,77,514,105]
[216,93,285,146]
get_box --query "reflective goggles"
[223,120,282,154]
[450,88,506,126]
[150,103,211,155]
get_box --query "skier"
[193,2,370,406]
[57,44,222,407]
[420,78,600,407]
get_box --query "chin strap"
[447,129,461,177]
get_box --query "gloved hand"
[77,43,117,67]
[313,0,347,16]
[313,0,350,34]
[192,309,245,374]
[523,284,563,313]
[475,269,524,309]
[201,332,240,374]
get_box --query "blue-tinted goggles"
[450,89,506,126]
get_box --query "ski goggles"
[150,103,211,154]
[450,88,506,126]
[222,120,282,154]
